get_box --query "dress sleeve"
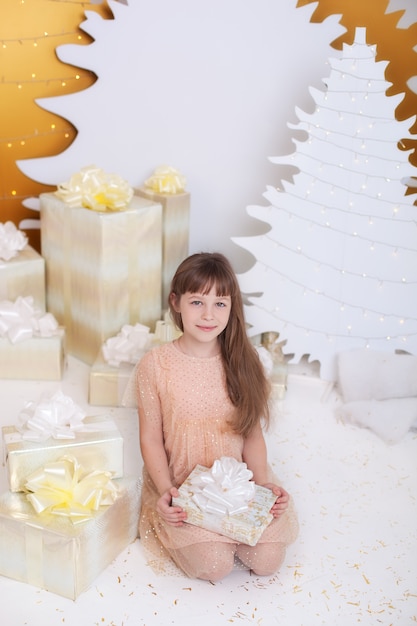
[135,350,163,427]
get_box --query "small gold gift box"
[0,330,65,380]
[89,352,136,407]
[0,245,46,311]
[135,183,190,306]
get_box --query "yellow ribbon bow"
[55,165,133,212]
[25,455,119,524]
[144,165,186,194]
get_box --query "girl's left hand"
[263,483,290,518]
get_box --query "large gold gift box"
[172,464,277,546]
[0,477,140,599]
[3,416,124,492]
[39,193,163,364]
[0,330,65,380]
[0,245,46,311]
[135,186,190,305]
[89,352,136,408]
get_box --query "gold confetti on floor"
[0,361,415,625]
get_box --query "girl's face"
[172,284,231,346]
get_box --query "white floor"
[1,356,416,626]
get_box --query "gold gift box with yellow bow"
[0,475,140,599]
[135,165,190,307]
[39,192,163,364]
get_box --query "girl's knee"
[250,559,283,577]
[236,542,286,577]
[173,542,236,581]
[195,545,235,581]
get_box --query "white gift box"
[2,415,124,492]
[172,461,277,546]
[0,330,65,380]
[0,296,65,380]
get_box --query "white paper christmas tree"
[234,27,417,381]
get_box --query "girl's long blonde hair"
[169,252,270,437]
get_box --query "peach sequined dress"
[136,342,298,574]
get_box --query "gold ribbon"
[55,165,133,212]
[144,165,186,194]
[25,455,119,524]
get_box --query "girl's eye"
[216,301,226,307]
[191,300,202,306]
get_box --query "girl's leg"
[236,541,286,576]
[171,541,236,581]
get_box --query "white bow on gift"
[17,390,87,442]
[0,296,59,344]
[189,457,256,516]
[102,323,152,367]
[0,221,28,261]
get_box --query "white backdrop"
[17,0,417,274]
[17,0,344,271]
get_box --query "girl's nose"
[202,306,214,319]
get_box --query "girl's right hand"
[156,487,188,526]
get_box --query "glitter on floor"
[1,357,416,626]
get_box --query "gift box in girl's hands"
[172,457,277,546]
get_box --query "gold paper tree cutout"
[0,0,114,250]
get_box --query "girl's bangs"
[186,267,234,297]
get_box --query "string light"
[261,201,417,253]
[331,66,387,87]
[0,126,74,147]
[299,121,411,155]
[283,188,412,225]
[0,31,85,47]
[249,303,415,342]
[0,0,109,232]
[0,74,83,88]
[256,258,415,322]
[263,232,416,284]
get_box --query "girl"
[136,252,298,581]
